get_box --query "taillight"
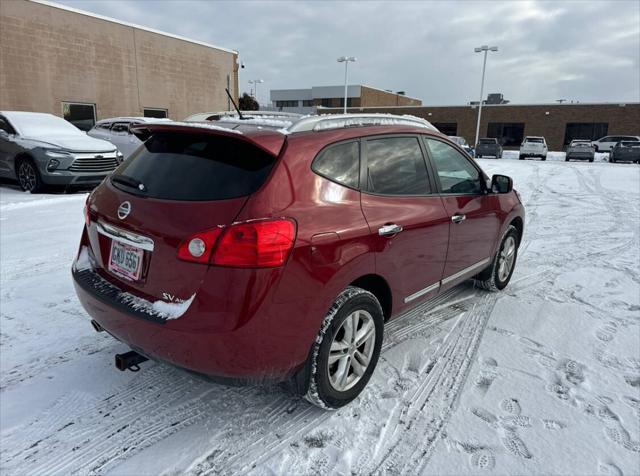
[177,228,223,264]
[177,219,297,268]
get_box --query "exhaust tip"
[90,320,104,332]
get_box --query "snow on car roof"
[1,111,82,136]
[95,117,172,124]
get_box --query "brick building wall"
[360,86,422,107]
[322,103,640,150]
[0,0,238,121]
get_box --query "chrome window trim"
[97,221,155,251]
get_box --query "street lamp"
[473,45,498,147]
[248,79,264,101]
[337,56,356,114]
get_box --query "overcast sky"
[57,0,640,106]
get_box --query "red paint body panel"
[73,124,525,381]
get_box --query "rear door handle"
[378,224,403,236]
[451,214,466,224]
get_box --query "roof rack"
[286,113,437,133]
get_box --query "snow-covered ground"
[1,158,639,475]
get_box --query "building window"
[433,123,458,136]
[302,100,314,107]
[62,102,96,131]
[275,100,299,108]
[487,122,525,146]
[338,98,355,108]
[144,108,168,118]
[563,123,608,144]
[321,98,333,107]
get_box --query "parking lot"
[1,156,638,475]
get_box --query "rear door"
[423,137,501,286]
[360,135,449,310]
[87,130,280,303]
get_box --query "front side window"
[365,137,430,195]
[312,141,360,189]
[425,138,483,195]
[0,116,16,135]
[62,102,96,131]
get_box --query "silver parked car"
[88,117,170,159]
[0,111,121,193]
[565,140,595,162]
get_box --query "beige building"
[0,0,239,129]
[270,85,422,114]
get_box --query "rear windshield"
[111,132,276,201]
[525,138,544,143]
[479,139,496,144]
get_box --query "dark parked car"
[475,138,503,158]
[72,114,525,409]
[0,111,121,192]
[610,141,640,163]
[566,140,595,162]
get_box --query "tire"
[477,154,482,158]
[302,286,384,409]
[541,155,547,161]
[519,155,524,160]
[475,225,519,292]
[589,157,594,163]
[565,156,570,162]
[610,156,615,163]
[16,157,43,193]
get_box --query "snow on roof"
[287,113,437,133]
[139,121,243,135]
[30,0,238,55]
[218,116,294,129]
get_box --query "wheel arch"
[349,274,392,321]
[509,216,524,247]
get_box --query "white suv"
[519,136,548,161]
[591,135,640,153]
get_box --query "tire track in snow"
[365,293,498,474]
[0,365,253,475]
[187,286,479,475]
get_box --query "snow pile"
[73,246,94,272]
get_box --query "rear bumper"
[566,152,594,160]
[72,265,317,382]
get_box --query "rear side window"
[312,141,360,189]
[365,137,430,195]
[112,132,275,201]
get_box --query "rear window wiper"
[112,174,147,192]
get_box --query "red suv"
[72,115,524,409]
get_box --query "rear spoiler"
[130,122,286,157]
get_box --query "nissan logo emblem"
[117,201,131,220]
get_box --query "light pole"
[473,45,498,147]
[337,56,356,114]
[248,79,264,102]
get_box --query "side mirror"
[491,174,513,194]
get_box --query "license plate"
[108,240,143,281]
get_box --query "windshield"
[7,113,82,137]
[525,138,544,143]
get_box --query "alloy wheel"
[18,161,37,191]
[327,310,376,392]
[498,236,516,282]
